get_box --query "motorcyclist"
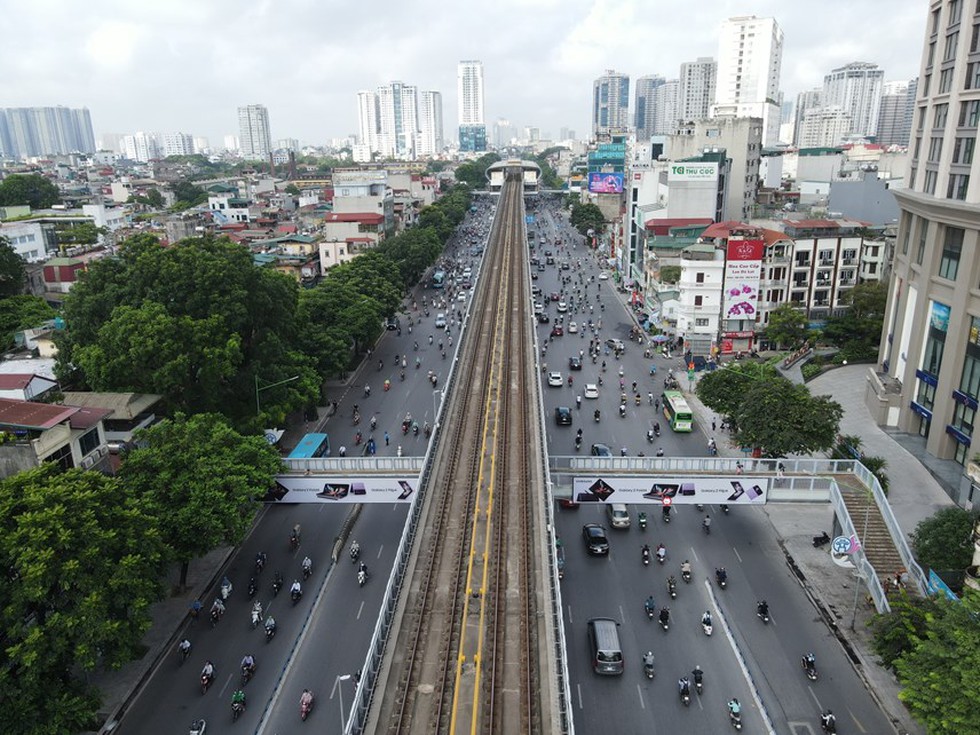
[678,677,690,696]
[178,638,191,656]
[290,579,302,596]
[641,544,651,561]
[350,540,360,560]
[645,596,656,615]
[655,447,664,457]
[803,652,816,672]
[821,711,836,730]
[594,409,601,421]
[241,653,255,674]
[264,615,276,633]
[716,567,727,584]
[251,599,262,618]
[302,556,313,575]
[659,606,670,625]
[681,560,692,577]
[202,660,215,680]
[301,688,314,709]
[211,598,225,616]
[692,665,704,686]
[701,610,713,627]
[643,651,655,668]
[656,543,666,562]
[662,505,670,521]
[758,600,769,618]
[231,688,246,707]
[702,515,712,532]
[728,698,741,715]
[666,575,677,591]
[255,551,266,571]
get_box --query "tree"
[284,183,300,196]
[0,173,60,209]
[454,153,501,188]
[0,466,164,733]
[120,413,282,587]
[170,180,207,208]
[57,222,106,247]
[0,237,26,297]
[129,188,165,208]
[569,202,605,236]
[895,592,980,734]
[731,377,843,457]
[0,295,56,350]
[821,281,888,360]
[696,362,780,421]
[764,304,808,348]
[870,592,942,670]
[659,265,681,284]
[910,506,979,574]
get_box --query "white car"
[584,383,599,399]
[598,271,609,280]
[548,371,564,387]
[557,301,568,313]
[568,321,578,333]
[435,313,447,328]
[457,292,467,302]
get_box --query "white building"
[793,88,823,146]
[331,170,393,235]
[376,82,419,159]
[237,104,272,161]
[193,136,210,154]
[356,90,380,153]
[822,61,884,139]
[593,69,631,136]
[161,132,194,157]
[223,134,240,152]
[798,107,852,148]
[634,76,666,142]
[457,60,485,126]
[675,245,726,355]
[679,57,717,122]
[712,15,784,146]
[418,91,444,156]
[122,132,159,162]
[876,80,914,147]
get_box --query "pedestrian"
[735,461,743,475]
[384,431,390,446]
[339,446,347,457]
[712,418,717,432]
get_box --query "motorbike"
[241,663,255,686]
[662,507,671,524]
[802,656,818,681]
[358,567,368,587]
[301,693,315,721]
[643,653,655,679]
[729,709,742,730]
[812,531,831,548]
[272,572,283,596]
[210,607,221,628]
[189,720,207,735]
[702,618,713,636]
[350,543,360,563]
[250,606,262,629]
[220,578,232,600]
[721,504,730,514]
[201,672,213,695]
[646,429,654,443]
[178,642,191,665]
[702,518,711,535]
[641,547,651,566]
[716,569,727,590]
[247,578,257,598]
[289,531,299,551]
[302,560,312,580]
[232,700,245,721]
[291,587,303,605]
[757,602,770,624]
[265,622,276,643]
[656,548,666,565]
[680,684,691,706]
[255,554,265,575]
[821,714,837,733]
[619,404,626,418]
[693,670,704,695]
[575,435,582,451]
[659,610,670,631]
[667,577,677,599]
[645,601,655,620]
[594,410,600,423]
[681,568,692,584]
[638,513,647,531]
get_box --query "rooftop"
[0,398,77,430]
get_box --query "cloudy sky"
[2,0,927,147]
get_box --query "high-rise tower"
[678,57,717,122]
[822,61,884,138]
[237,104,272,160]
[593,69,630,137]
[418,91,444,156]
[458,60,486,152]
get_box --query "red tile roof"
[0,398,77,430]
[0,374,34,390]
[700,221,749,239]
[345,237,374,243]
[324,212,384,224]
[277,224,298,233]
[66,405,112,430]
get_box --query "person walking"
[384,431,390,446]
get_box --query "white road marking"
[577,683,584,709]
[566,605,573,624]
[356,600,365,620]
[376,544,384,560]
[733,546,743,563]
[636,684,645,709]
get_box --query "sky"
[1,0,928,148]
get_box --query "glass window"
[953,135,976,163]
[959,99,980,126]
[694,295,703,306]
[973,23,980,50]
[939,227,964,280]
[928,136,944,161]
[696,272,705,283]
[947,173,971,200]
[923,334,945,376]
[924,169,939,194]
[968,62,980,89]
[916,218,929,265]
[952,0,963,26]
[901,212,912,255]
[935,103,950,127]
[941,68,954,93]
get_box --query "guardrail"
[282,456,424,473]
[828,480,891,613]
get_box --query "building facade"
[593,69,630,137]
[822,61,884,139]
[238,104,272,161]
[712,16,784,146]
[877,80,914,146]
[418,90,444,156]
[634,76,666,142]
[679,57,718,122]
[356,90,380,153]
[798,107,853,148]
[875,0,980,491]
[377,82,419,159]
[0,106,95,158]
[793,88,823,146]
[458,60,486,152]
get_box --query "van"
[587,617,624,675]
[606,503,630,529]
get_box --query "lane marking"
[577,683,583,710]
[636,684,645,709]
[375,544,384,560]
[733,546,743,563]
[567,605,573,624]
[219,671,233,697]
[808,686,823,711]
[356,600,365,621]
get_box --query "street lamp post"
[332,673,353,731]
[254,374,301,416]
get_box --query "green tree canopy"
[911,506,979,574]
[569,202,605,236]
[821,281,888,360]
[129,188,166,208]
[870,592,942,670]
[0,237,26,297]
[120,412,281,587]
[170,180,208,209]
[0,173,60,209]
[58,234,318,428]
[0,466,165,733]
[695,362,780,421]
[283,183,301,196]
[0,295,56,350]
[895,592,980,734]
[57,222,106,247]
[454,153,501,188]
[659,265,681,284]
[764,304,808,348]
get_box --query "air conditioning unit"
[81,455,95,469]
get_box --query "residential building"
[668,116,763,221]
[161,132,194,157]
[356,90,380,153]
[675,245,726,356]
[656,80,681,135]
[798,107,853,148]
[493,118,514,148]
[59,391,163,449]
[593,69,630,137]
[458,60,486,152]
[238,104,272,161]
[0,374,58,402]
[872,0,980,499]
[793,88,823,146]
[877,80,915,146]
[678,57,717,122]
[377,82,419,159]
[122,132,160,162]
[822,61,884,139]
[331,170,394,235]
[418,91,444,156]
[635,76,665,142]
[712,16,784,146]
[828,171,902,226]
[0,106,95,158]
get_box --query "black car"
[569,356,583,371]
[554,406,573,425]
[531,271,539,280]
[582,523,610,555]
[591,443,612,457]
[537,312,550,323]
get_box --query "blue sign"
[927,569,959,601]
[832,536,852,554]
[525,215,535,223]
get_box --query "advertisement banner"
[571,475,769,505]
[264,476,418,503]
[588,172,624,193]
[668,163,719,181]
[723,239,765,319]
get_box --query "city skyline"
[1,0,925,147]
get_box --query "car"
[531,285,542,296]
[531,271,539,280]
[569,356,582,371]
[545,249,554,257]
[554,406,573,425]
[533,301,544,312]
[605,338,625,352]
[568,321,578,333]
[591,443,612,457]
[434,313,447,329]
[461,279,472,289]
[598,271,609,280]
[546,256,555,264]
[584,383,599,399]
[550,292,560,302]
[561,262,570,270]
[606,503,631,529]
[537,312,551,323]
[385,317,400,331]
[530,257,540,265]
[457,292,467,302]
[558,497,580,509]
[582,523,610,555]
[548,371,564,387]
[557,301,568,313]
[551,324,564,337]
[537,263,546,272]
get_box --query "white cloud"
[84,21,146,70]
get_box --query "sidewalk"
[682,362,955,735]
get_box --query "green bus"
[662,390,693,432]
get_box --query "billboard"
[668,163,719,181]
[588,172,624,193]
[571,475,769,505]
[723,239,765,319]
[264,476,418,503]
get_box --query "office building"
[593,69,630,137]
[822,61,884,139]
[0,106,95,158]
[377,82,419,159]
[161,132,194,157]
[877,80,915,146]
[493,118,515,148]
[712,16,784,145]
[678,57,717,122]
[793,88,823,146]
[238,104,272,160]
[122,132,160,162]
[798,107,852,148]
[357,90,380,153]
[458,60,486,152]
[873,0,980,499]
[635,76,665,142]
[418,90,444,156]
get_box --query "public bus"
[661,390,693,432]
[432,270,446,289]
[287,433,330,459]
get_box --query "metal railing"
[829,481,891,613]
